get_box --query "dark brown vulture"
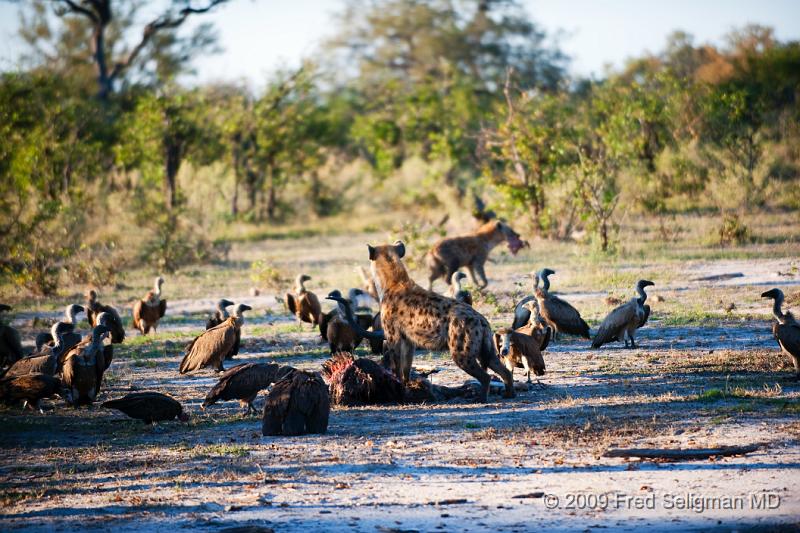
[530,269,590,341]
[86,290,125,343]
[322,352,404,406]
[34,304,84,354]
[3,322,74,379]
[494,327,548,384]
[0,373,61,413]
[449,272,473,306]
[61,325,109,406]
[132,276,167,335]
[70,312,116,381]
[180,304,252,374]
[322,290,375,354]
[592,280,654,349]
[286,274,322,326]
[262,370,329,436]
[203,362,295,415]
[761,288,800,379]
[206,298,235,329]
[0,304,24,368]
[103,392,189,423]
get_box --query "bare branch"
[56,0,99,22]
[108,0,228,83]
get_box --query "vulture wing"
[592,303,635,349]
[3,353,57,378]
[0,325,24,366]
[776,321,800,359]
[262,375,294,435]
[179,320,235,374]
[305,291,322,323]
[543,295,591,338]
[0,374,60,404]
[132,300,143,330]
[319,310,334,341]
[539,326,552,352]
[205,362,281,406]
[102,306,126,343]
[158,300,167,319]
[511,296,536,330]
[286,293,298,316]
[639,304,651,329]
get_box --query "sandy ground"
[1,250,799,532]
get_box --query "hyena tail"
[479,330,496,371]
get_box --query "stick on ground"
[603,445,760,460]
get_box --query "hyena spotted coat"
[426,220,526,290]
[369,241,515,403]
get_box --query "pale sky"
[0,0,798,87]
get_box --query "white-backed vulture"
[3,322,73,379]
[761,288,800,379]
[34,304,85,353]
[180,304,251,374]
[103,392,189,423]
[531,269,590,341]
[356,265,380,302]
[0,304,24,368]
[203,362,295,415]
[592,280,654,349]
[262,370,329,436]
[0,373,61,413]
[61,325,110,406]
[286,274,322,326]
[494,327,547,384]
[206,298,234,330]
[86,290,125,343]
[449,272,473,306]
[517,301,552,352]
[323,290,375,354]
[132,277,167,335]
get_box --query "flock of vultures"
[1,221,799,437]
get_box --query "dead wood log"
[603,444,760,460]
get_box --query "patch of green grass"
[464,422,481,429]
[193,444,250,458]
[659,309,730,326]
[696,388,726,402]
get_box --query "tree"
[22,0,228,99]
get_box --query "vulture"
[203,362,295,415]
[528,269,590,341]
[449,272,473,306]
[34,304,85,353]
[0,304,24,368]
[761,288,800,379]
[516,301,552,352]
[322,290,375,354]
[180,303,252,374]
[61,324,109,406]
[103,392,189,423]
[356,265,380,302]
[206,298,234,330]
[592,280,654,349]
[262,370,329,436]
[86,290,125,343]
[494,327,548,384]
[132,276,167,335]
[286,274,322,326]
[69,312,116,378]
[3,322,74,379]
[0,373,61,413]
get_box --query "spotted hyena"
[426,220,527,290]
[369,241,515,403]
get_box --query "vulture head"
[91,324,111,343]
[0,303,12,313]
[216,298,235,314]
[65,304,85,324]
[761,288,784,303]
[86,289,98,303]
[233,303,252,318]
[454,272,467,283]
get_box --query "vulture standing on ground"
[103,392,189,423]
[0,304,23,368]
[206,298,234,329]
[494,327,548,384]
[180,304,252,374]
[262,370,330,436]
[70,312,116,382]
[61,324,110,406]
[286,274,322,326]
[322,290,374,354]
[86,290,125,343]
[3,322,73,378]
[132,277,167,335]
[203,362,295,414]
[34,304,85,354]
[449,272,473,306]
[0,373,61,413]
[761,288,800,379]
[530,269,590,341]
[516,301,552,352]
[592,280,654,349]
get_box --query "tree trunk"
[93,27,112,100]
[600,218,609,251]
[164,144,182,211]
[267,182,277,221]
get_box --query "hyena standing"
[364,241,515,403]
[426,220,526,290]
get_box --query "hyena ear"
[393,240,406,258]
[367,244,376,261]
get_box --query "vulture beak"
[761,289,777,299]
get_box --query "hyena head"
[368,241,410,293]
[491,220,526,255]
